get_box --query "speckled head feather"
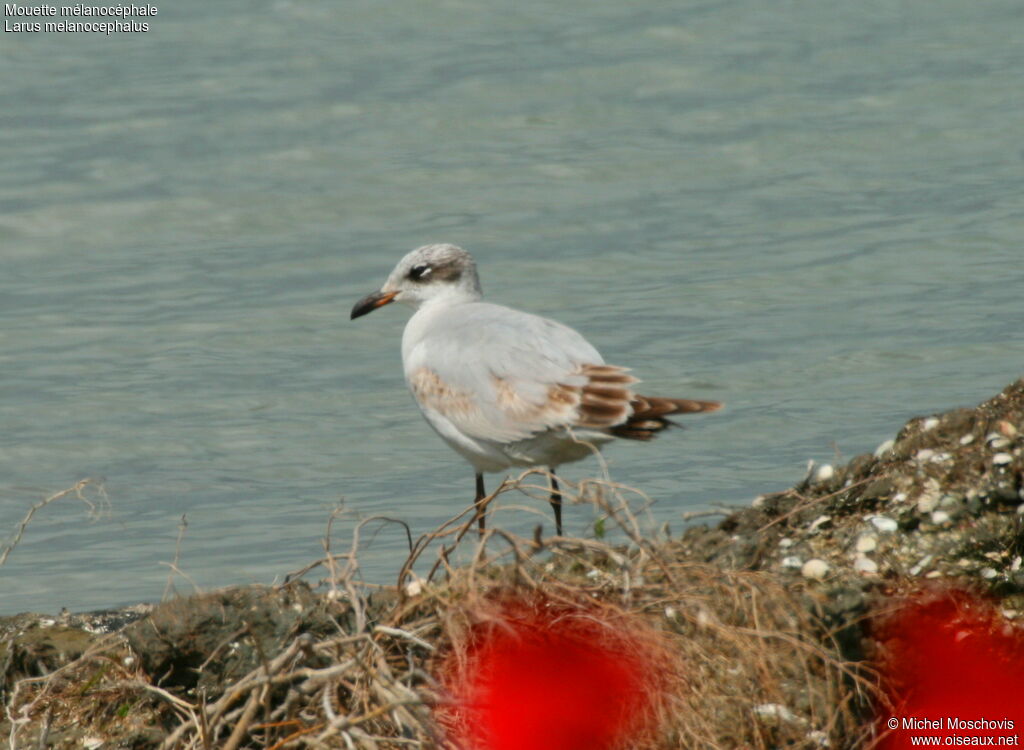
[351,244,483,319]
[382,243,483,307]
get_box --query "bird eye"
[408,264,432,281]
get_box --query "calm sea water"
[2,0,1022,613]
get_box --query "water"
[2,0,1022,614]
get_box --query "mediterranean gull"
[351,243,721,535]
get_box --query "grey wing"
[404,303,637,443]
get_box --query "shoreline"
[2,378,1021,748]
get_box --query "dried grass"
[3,475,879,749]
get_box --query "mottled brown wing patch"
[547,383,580,409]
[492,376,579,427]
[490,366,640,432]
[611,394,722,440]
[409,367,479,417]
[415,363,719,441]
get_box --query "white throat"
[409,281,481,311]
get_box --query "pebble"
[915,448,935,462]
[998,420,1018,437]
[854,556,878,574]
[815,464,835,482]
[959,433,976,445]
[930,510,951,525]
[992,452,1013,465]
[922,417,940,431]
[856,534,878,553]
[981,567,998,580]
[987,434,1010,449]
[914,479,942,512]
[753,703,800,725]
[874,438,895,458]
[801,558,830,580]
[778,537,794,549]
[939,494,962,508]
[781,556,804,569]
[909,555,933,576]
[807,730,830,747]
[870,515,898,533]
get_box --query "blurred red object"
[438,593,674,750]
[873,588,1024,749]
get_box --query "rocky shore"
[678,376,1024,630]
[2,378,1021,749]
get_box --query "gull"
[351,244,721,535]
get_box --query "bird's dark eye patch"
[408,264,432,281]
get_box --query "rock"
[853,556,878,574]
[869,516,898,533]
[909,555,934,576]
[801,559,830,581]
[753,703,801,726]
[855,534,878,553]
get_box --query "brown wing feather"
[563,363,720,437]
[572,364,638,429]
[610,394,722,441]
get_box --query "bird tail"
[610,395,722,441]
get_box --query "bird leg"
[548,467,563,536]
[475,473,487,535]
